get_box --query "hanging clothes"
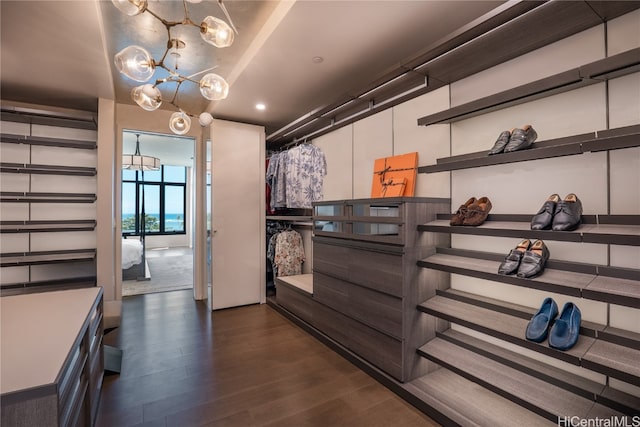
[274,229,305,277]
[284,144,327,209]
[266,151,288,210]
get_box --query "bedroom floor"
[122,246,193,296]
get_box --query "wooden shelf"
[266,215,313,222]
[1,133,96,149]
[417,48,640,127]
[0,220,97,233]
[0,249,96,267]
[418,124,640,173]
[417,289,640,386]
[0,276,97,293]
[419,214,640,247]
[418,247,640,308]
[0,162,96,176]
[0,191,97,203]
[419,330,638,417]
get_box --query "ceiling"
[1,0,506,144]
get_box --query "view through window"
[122,165,187,235]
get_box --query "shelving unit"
[409,42,640,420]
[416,48,640,127]
[274,197,450,382]
[418,124,640,173]
[0,110,98,296]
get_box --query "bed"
[122,238,144,280]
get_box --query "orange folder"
[371,152,418,198]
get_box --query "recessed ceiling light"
[312,56,324,64]
[256,103,266,111]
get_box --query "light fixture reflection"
[131,84,162,111]
[200,16,234,48]
[114,45,155,82]
[169,111,191,135]
[199,73,229,101]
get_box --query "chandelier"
[122,133,161,171]
[111,0,237,134]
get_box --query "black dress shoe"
[503,125,537,153]
[516,240,550,278]
[552,193,583,231]
[498,239,531,275]
[531,194,560,230]
[525,297,558,343]
[549,302,581,350]
[487,130,511,155]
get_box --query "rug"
[123,252,193,296]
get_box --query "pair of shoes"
[450,197,492,226]
[498,239,550,278]
[526,297,581,350]
[531,193,582,231]
[488,125,538,155]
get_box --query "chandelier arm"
[217,0,239,34]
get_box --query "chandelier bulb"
[199,112,214,127]
[114,45,155,82]
[199,73,229,101]
[131,84,162,111]
[200,16,234,48]
[169,111,191,135]
[111,0,147,16]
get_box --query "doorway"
[120,130,195,296]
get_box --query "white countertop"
[1,287,102,395]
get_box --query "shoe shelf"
[418,124,640,173]
[417,289,640,387]
[419,213,640,246]
[0,191,97,203]
[417,48,640,127]
[0,133,97,149]
[0,249,97,267]
[418,247,640,308]
[0,276,97,295]
[0,220,97,233]
[418,329,639,418]
[0,162,97,176]
[405,368,558,427]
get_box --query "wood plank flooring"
[97,290,439,426]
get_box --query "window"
[122,165,187,235]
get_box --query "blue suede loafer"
[549,302,581,351]
[525,297,558,343]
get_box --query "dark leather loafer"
[487,130,512,155]
[531,194,560,230]
[549,302,581,350]
[525,297,558,342]
[552,193,583,231]
[503,125,537,153]
[462,196,492,226]
[450,197,476,226]
[498,239,531,275]
[516,239,550,278]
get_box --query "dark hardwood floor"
[97,290,439,426]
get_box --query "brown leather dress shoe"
[450,197,476,226]
[463,196,492,226]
